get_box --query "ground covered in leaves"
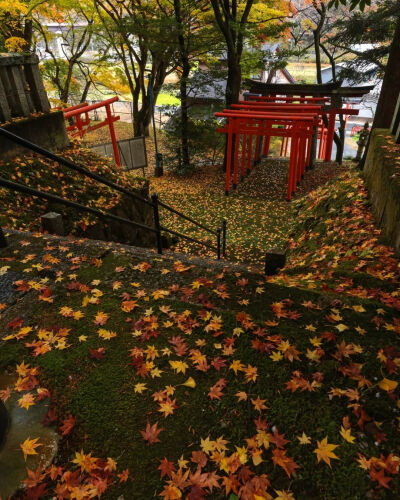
[0,168,399,499]
[151,159,346,266]
[0,144,148,236]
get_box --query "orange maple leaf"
[94,311,109,325]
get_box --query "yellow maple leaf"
[134,383,147,394]
[270,351,283,362]
[200,436,215,454]
[229,360,244,374]
[18,392,35,410]
[72,450,98,473]
[297,432,311,445]
[169,360,188,374]
[98,329,117,340]
[274,490,295,500]
[378,378,398,391]
[20,437,42,461]
[340,426,355,444]
[313,437,339,466]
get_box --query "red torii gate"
[216,109,319,200]
[63,97,121,167]
[215,92,365,200]
[238,99,359,162]
[245,81,374,161]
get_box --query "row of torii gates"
[215,81,373,200]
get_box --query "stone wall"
[82,182,157,249]
[0,111,70,161]
[363,128,400,252]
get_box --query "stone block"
[0,111,69,162]
[364,128,400,252]
[41,212,65,236]
[264,248,286,275]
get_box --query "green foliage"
[163,113,225,174]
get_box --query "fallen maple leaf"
[118,469,130,482]
[72,449,98,473]
[94,311,109,326]
[140,421,163,444]
[59,414,76,436]
[158,457,176,478]
[313,437,340,466]
[297,432,311,445]
[340,426,355,444]
[378,378,398,391]
[20,437,42,460]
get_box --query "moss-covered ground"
[0,165,399,499]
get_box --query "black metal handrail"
[158,199,218,236]
[0,176,158,233]
[0,127,227,258]
[0,127,154,207]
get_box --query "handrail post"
[222,219,226,257]
[217,227,221,260]
[0,227,7,248]
[151,193,163,254]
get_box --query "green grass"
[0,223,399,498]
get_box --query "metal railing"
[0,128,226,259]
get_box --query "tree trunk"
[360,15,400,168]
[80,80,91,103]
[314,34,322,85]
[313,2,326,85]
[373,15,400,128]
[174,0,191,170]
[225,55,242,107]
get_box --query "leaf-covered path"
[1,168,399,499]
[150,159,346,266]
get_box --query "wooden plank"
[246,80,374,98]
[23,61,50,113]
[0,75,11,122]
[7,65,32,116]
[390,92,400,137]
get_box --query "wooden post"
[0,77,11,122]
[390,92,400,138]
[41,212,65,236]
[106,103,121,167]
[0,227,7,248]
[324,110,336,161]
[23,54,51,113]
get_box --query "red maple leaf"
[158,457,176,478]
[191,450,208,468]
[208,378,226,400]
[7,317,23,330]
[59,414,76,436]
[370,468,392,489]
[140,421,163,445]
[89,347,106,360]
[270,429,289,449]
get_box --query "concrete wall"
[0,111,69,161]
[363,128,400,252]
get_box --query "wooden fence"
[0,53,50,123]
